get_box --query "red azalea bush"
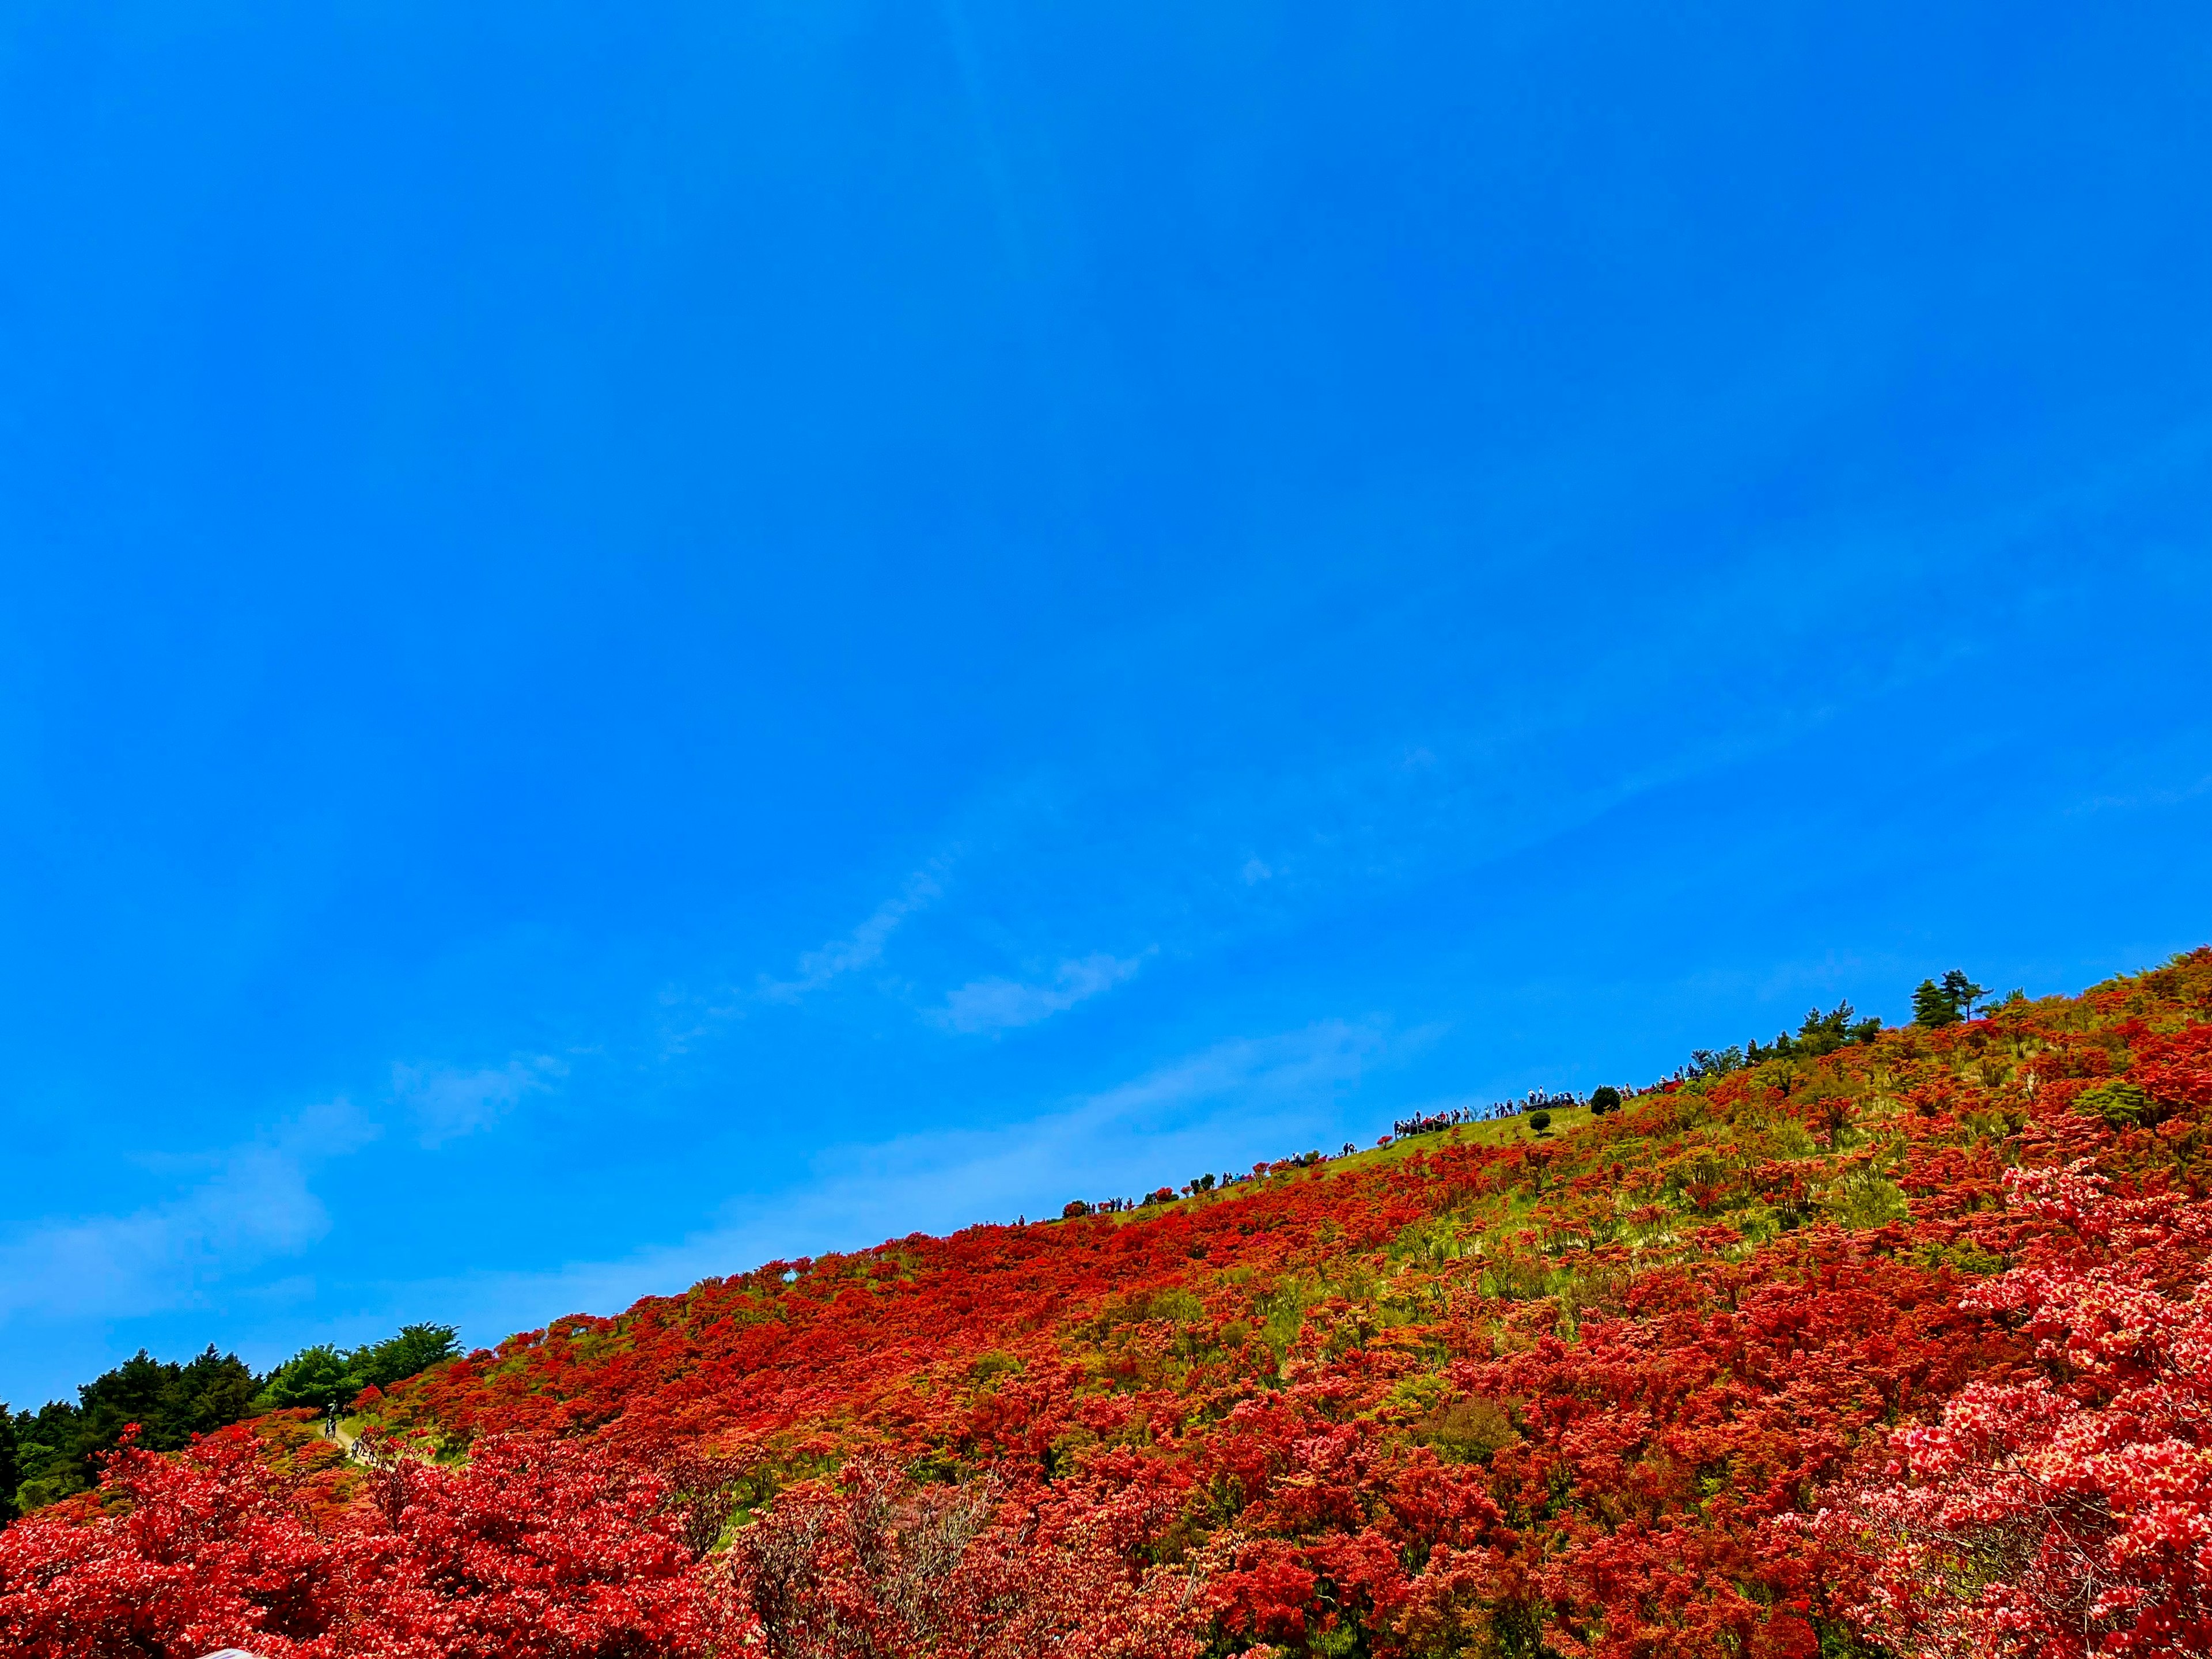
[0,1426,724,1658]
[722,1455,1221,1658]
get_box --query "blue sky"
[3,1,2210,1407]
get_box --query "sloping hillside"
[6,953,2210,1659]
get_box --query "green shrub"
[1413,1396,1521,1463]
[2077,1081,2164,1129]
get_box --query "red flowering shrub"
[723,1456,1219,1657]
[0,1426,725,1658]
[1813,1162,2212,1658]
[0,1426,341,1658]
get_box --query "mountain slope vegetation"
[5,952,2210,1658]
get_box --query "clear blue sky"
[3,2,2210,1407]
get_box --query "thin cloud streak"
[760,868,945,1003]
[393,1056,567,1147]
[406,1020,1398,1338]
[933,950,1147,1033]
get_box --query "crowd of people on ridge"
[1389,1086,1637,1140]
[1057,1084,1651,1219]
[1059,1150,1334,1219]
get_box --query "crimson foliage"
[0,1421,717,1658]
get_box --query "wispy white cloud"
[2069,770,2212,816]
[933,950,1147,1033]
[0,1102,377,1321]
[1064,1022,1387,1132]
[760,869,944,1003]
[402,1019,1399,1340]
[392,1055,567,1147]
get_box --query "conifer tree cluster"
[2,1324,457,1517]
[1911,968,1996,1027]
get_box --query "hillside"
[5,953,2211,1658]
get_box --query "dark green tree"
[1794,1001,1884,1056]
[11,1399,90,1510]
[1589,1086,1622,1115]
[256,1323,462,1412]
[1745,1002,1883,1064]
[1942,969,1991,1017]
[353,1324,460,1393]
[72,1346,256,1454]
[6,1346,260,1512]
[1685,1046,1744,1080]
[0,1405,19,1525]
[1911,978,1953,1026]
[255,1345,355,1412]
[1913,971,1991,1028]
[159,1346,260,1443]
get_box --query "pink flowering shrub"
[1816,1162,2212,1657]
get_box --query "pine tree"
[1912,978,1957,1027]
[1940,969,1990,1018]
[1914,970,1991,1027]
